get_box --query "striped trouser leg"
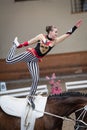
[27,61,39,95]
[6,44,39,95]
[6,44,33,64]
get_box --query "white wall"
[0,0,87,58]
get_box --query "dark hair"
[46,25,56,34]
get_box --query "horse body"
[37,92,87,130]
[0,108,20,130]
[0,92,87,130]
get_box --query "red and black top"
[27,35,54,58]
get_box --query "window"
[71,0,87,13]
[15,0,29,1]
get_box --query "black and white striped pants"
[6,44,39,95]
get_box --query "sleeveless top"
[27,36,54,59]
[34,40,54,57]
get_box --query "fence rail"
[0,85,48,97]
[65,80,87,91]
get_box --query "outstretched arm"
[54,20,82,44]
[17,34,46,48]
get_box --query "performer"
[6,20,82,109]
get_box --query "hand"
[75,20,82,28]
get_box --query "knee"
[36,76,39,82]
[6,58,12,64]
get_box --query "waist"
[26,48,43,59]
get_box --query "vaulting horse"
[0,92,87,130]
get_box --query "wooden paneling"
[0,51,87,81]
